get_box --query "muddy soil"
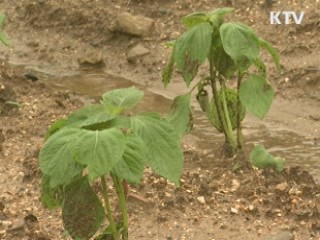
[0,0,319,239]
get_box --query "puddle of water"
[42,70,320,181]
[193,114,320,181]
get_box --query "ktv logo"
[270,11,305,24]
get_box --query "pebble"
[116,12,154,37]
[126,44,150,62]
[197,196,206,204]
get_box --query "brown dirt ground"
[0,0,319,240]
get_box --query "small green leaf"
[130,113,183,186]
[220,22,260,70]
[73,128,126,181]
[239,74,274,119]
[196,87,209,112]
[65,104,116,128]
[250,145,285,172]
[258,37,281,71]
[208,7,234,28]
[45,119,66,140]
[164,40,176,48]
[83,116,130,131]
[209,7,234,18]
[162,50,175,88]
[62,176,105,239]
[102,87,144,114]
[112,133,146,184]
[253,57,266,77]
[166,92,192,138]
[40,175,63,209]
[174,22,213,86]
[0,32,10,48]
[39,127,85,188]
[0,14,11,48]
[182,12,208,28]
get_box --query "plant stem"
[219,76,237,151]
[101,176,120,240]
[112,175,129,240]
[236,71,244,149]
[208,50,236,154]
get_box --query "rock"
[230,207,239,214]
[275,182,288,192]
[260,231,294,240]
[77,51,105,67]
[127,44,150,62]
[7,218,24,232]
[116,12,154,37]
[230,179,240,192]
[24,73,39,82]
[197,196,206,204]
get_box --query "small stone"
[275,182,288,192]
[230,207,239,214]
[260,231,294,240]
[8,219,24,231]
[197,196,206,204]
[116,12,154,37]
[77,51,105,67]
[230,179,240,192]
[127,44,150,62]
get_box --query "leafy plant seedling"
[39,87,185,240]
[250,145,285,172]
[162,8,281,156]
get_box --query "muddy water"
[43,70,320,182]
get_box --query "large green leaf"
[73,128,126,181]
[65,104,116,128]
[130,113,183,185]
[112,133,146,184]
[62,176,105,239]
[182,12,209,28]
[39,127,85,188]
[239,74,274,119]
[174,22,213,86]
[250,145,285,172]
[220,22,260,70]
[166,93,192,138]
[102,87,144,114]
[258,37,281,71]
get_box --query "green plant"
[0,13,11,47]
[250,145,285,172]
[39,87,185,240]
[162,8,281,156]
